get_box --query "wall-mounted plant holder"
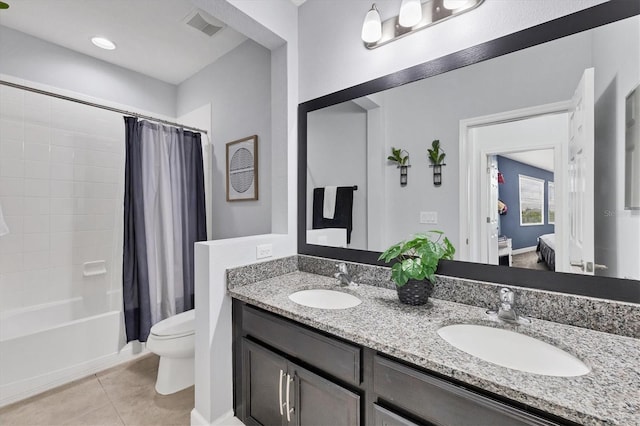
[429,163,445,186]
[387,147,410,187]
[427,139,446,187]
[399,164,411,186]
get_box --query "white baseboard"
[0,344,147,408]
[191,409,242,426]
[512,246,537,255]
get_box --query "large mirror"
[298,2,640,302]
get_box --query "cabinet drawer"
[373,355,560,426]
[242,305,361,385]
[373,404,422,426]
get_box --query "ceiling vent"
[185,11,223,37]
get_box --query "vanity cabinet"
[242,338,360,426]
[233,300,572,426]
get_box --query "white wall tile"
[0,232,23,254]
[24,92,51,126]
[23,215,50,234]
[50,215,74,232]
[0,252,24,273]
[0,177,24,197]
[0,159,25,177]
[0,272,26,311]
[50,146,75,164]
[0,196,24,216]
[3,215,23,234]
[50,198,74,215]
[51,129,74,147]
[50,162,74,180]
[0,86,24,122]
[23,250,50,270]
[23,233,49,252]
[23,197,50,215]
[23,269,53,305]
[50,180,74,197]
[24,160,50,179]
[0,139,24,160]
[24,178,49,197]
[24,123,51,145]
[0,119,24,141]
[24,142,50,162]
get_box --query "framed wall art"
[226,135,258,201]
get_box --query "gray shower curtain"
[123,117,206,343]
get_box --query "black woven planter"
[396,279,434,306]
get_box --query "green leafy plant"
[387,147,409,165]
[427,140,446,165]
[378,231,455,286]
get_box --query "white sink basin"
[437,324,590,377]
[288,289,362,309]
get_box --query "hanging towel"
[312,186,355,243]
[0,202,9,237]
[323,186,337,219]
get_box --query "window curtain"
[123,117,206,342]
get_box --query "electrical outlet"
[256,244,273,259]
[420,211,438,224]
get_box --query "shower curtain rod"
[0,80,208,135]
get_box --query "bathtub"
[0,297,142,407]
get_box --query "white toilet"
[146,309,195,395]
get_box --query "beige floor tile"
[109,386,194,426]
[0,376,111,426]
[97,354,159,379]
[61,403,124,426]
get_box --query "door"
[487,155,500,265]
[243,338,288,426]
[567,68,595,275]
[292,363,360,426]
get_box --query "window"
[519,175,544,226]
[548,181,555,224]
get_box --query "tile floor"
[0,355,194,426]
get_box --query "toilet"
[146,309,195,395]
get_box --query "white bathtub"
[0,297,143,407]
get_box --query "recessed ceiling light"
[91,36,116,50]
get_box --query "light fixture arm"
[363,0,484,49]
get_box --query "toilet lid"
[150,309,195,337]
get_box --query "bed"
[536,233,555,271]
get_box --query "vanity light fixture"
[361,4,382,43]
[91,36,116,50]
[362,0,484,49]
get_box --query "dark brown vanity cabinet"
[242,339,360,426]
[233,300,571,426]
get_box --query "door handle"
[279,370,285,416]
[594,263,608,270]
[286,374,294,422]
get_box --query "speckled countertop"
[228,271,640,426]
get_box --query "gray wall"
[307,102,367,249]
[592,16,640,280]
[177,40,272,240]
[0,26,177,117]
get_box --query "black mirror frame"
[298,0,640,304]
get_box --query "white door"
[487,155,500,265]
[567,68,595,275]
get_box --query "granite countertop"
[228,271,640,426]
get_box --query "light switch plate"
[256,244,273,259]
[420,211,438,224]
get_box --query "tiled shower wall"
[0,84,125,315]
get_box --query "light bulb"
[399,0,422,28]
[443,0,472,10]
[361,4,382,43]
[91,36,116,50]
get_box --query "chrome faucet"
[334,263,358,287]
[488,288,530,324]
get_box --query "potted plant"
[378,231,455,305]
[427,140,446,186]
[387,147,410,186]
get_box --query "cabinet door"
[243,338,287,426]
[291,363,361,426]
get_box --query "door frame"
[459,101,571,270]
